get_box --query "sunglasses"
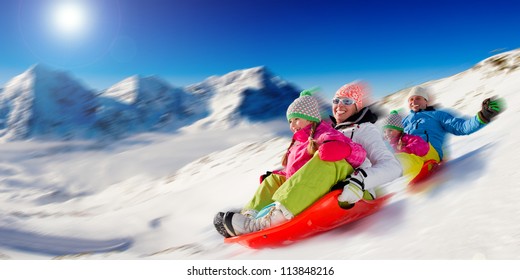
[332,97,356,105]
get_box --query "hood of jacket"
[330,106,379,130]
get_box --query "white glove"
[337,169,367,206]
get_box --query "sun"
[48,0,91,39]
[19,0,121,68]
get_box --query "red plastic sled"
[224,190,393,249]
[407,160,443,192]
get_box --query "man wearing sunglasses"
[331,82,402,207]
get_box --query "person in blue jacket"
[403,86,504,161]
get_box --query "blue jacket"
[402,106,485,160]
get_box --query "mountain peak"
[228,65,274,79]
[0,64,97,141]
[244,65,271,75]
[102,74,176,105]
[199,66,277,91]
[26,63,55,77]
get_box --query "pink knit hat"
[334,81,367,109]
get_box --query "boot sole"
[213,212,231,238]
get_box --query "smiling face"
[332,99,358,123]
[289,118,312,133]
[384,128,402,142]
[408,95,428,112]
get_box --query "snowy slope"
[0,50,519,260]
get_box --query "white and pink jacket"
[280,121,366,179]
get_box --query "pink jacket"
[389,133,429,157]
[281,121,366,178]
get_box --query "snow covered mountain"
[185,66,302,129]
[0,65,98,141]
[0,65,306,141]
[95,75,197,137]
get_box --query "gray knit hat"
[383,110,404,131]
[286,90,321,123]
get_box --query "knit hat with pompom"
[286,89,321,123]
[383,110,404,131]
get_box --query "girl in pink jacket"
[382,110,435,181]
[214,90,366,238]
[383,110,430,156]
[281,115,366,179]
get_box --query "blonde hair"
[282,122,319,166]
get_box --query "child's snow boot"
[241,209,259,219]
[213,212,231,238]
[222,202,293,236]
[214,209,259,238]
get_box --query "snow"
[1,51,520,278]
[0,64,98,141]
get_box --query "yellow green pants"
[243,153,354,216]
[395,143,440,182]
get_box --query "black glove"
[477,97,505,124]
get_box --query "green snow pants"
[243,153,354,216]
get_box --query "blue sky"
[1,0,520,98]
